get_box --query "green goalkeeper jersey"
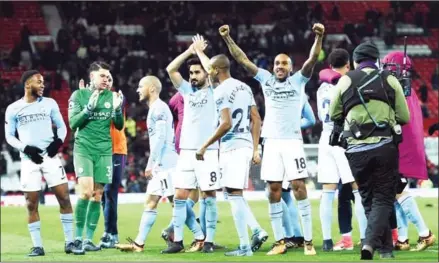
[68,88,124,156]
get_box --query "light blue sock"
[205,197,218,243]
[199,198,206,235]
[28,221,43,247]
[229,194,250,247]
[320,189,335,240]
[353,190,367,239]
[395,201,408,242]
[135,209,157,245]
[244,199,263,234]
[399,194,430,237]
[282,191,302,237]
[60,213,74,243]
[281,199,294,238]
[297,199,312,242]
[185,198,204,239]
[269,201,284,242]
[172,199,187,242]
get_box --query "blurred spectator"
[331,3,341,20]
[431,64,439,90]
[419,81,429,103]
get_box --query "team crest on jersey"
[104,102,111,109]
[68,101,74,109]
[78,167,84,174]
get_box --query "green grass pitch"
[1,198,438,261]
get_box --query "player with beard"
[382,51,436,252]
[68,61,124,254]
[164,90,225,251]
[162,41,219,253]
[115,76,178,252]
[220,24,325,255]
[5,70,74,257]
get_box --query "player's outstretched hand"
[312,23,325,37]
[192,34,208,53]
[86,89,100,112]
[219,25,230,37]
[113,90,124,111]
[23,145,44,164]
[252,151,261,165]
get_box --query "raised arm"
[219,25,258,77]
[192,34,212,74]
[166,45,194,89]
[301,23,325,78]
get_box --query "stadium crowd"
[1,1,438,194]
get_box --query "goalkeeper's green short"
[73,152,113,184]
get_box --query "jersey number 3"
[232,106,251,133]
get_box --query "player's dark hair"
[186,58,204,71]
[328,48,350,69]
[88,61,111,73]
[21,70,40,85]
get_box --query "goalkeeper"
[68,61,124,254]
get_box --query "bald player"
[220,24,325,256]
[191,35,267,256]
[115,76,178,252]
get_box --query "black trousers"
[345,142,399,252]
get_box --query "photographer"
[328,42,410,260]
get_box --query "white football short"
[220,147,252,190]
[261,138,309,183]
[20,155,68,192]
[173,149,220,191]
[317,144,354,184]
[146,169,174,197]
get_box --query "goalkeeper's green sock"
[85,201,101,241]
[75,198,90,239]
